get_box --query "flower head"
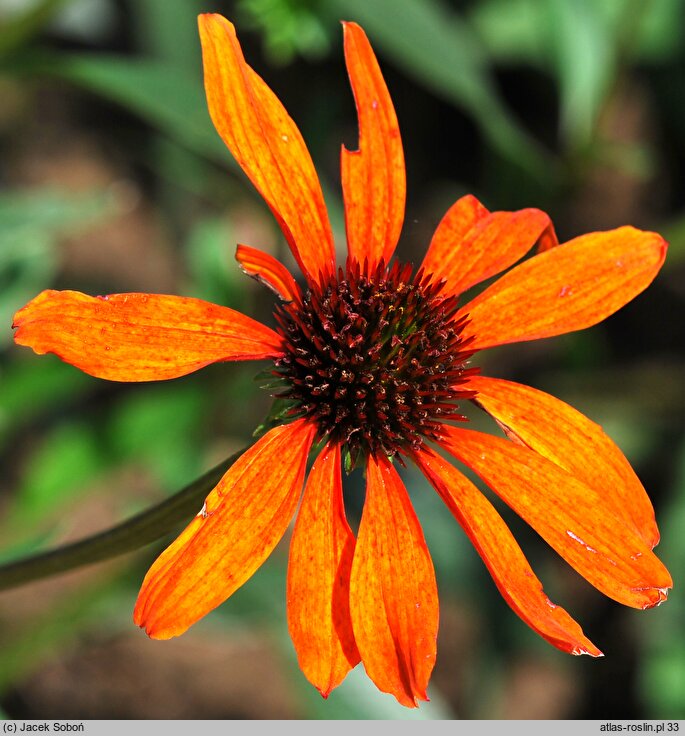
[272,259,478,463]
[12,13,672,707]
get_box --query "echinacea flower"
[13,14,672,708]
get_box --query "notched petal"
[341,21,405,271]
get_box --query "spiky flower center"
[273,261,478,462]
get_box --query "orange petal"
[13,290,283,381]
[457,226,668,350]
[422,199,551,298]
[349,454,438,707]
[422,194,489,271]
[415,446,602,656]
[198,14,335,284]
[341,22,405,271]
[440,427,672,609]
[236,244,301,302]
[467,375,660,549]
[134,419,315,639]
[286,442,360,696]
[536,220,559,252]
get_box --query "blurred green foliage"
[0,188,112,347]
[239,0,331,64]
[0,0,683,720]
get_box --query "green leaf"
[0,420,106,548]
[16,53,232,165]
[642,646,685,718]
[0,358,93,447]
[469,0,548,65]
[470,0,681,67]
[107,383,206,488]
[471,0,679,152]
[546,0,615,151]
[238,0,332,64]
[0,186,110,232]
[632,0,683,62]
[11,422,104,522]
[131,0,204,69]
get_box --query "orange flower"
[13,14,672,708]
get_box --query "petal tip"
[404,689,430,708]
[658,234,669,260]
[133,608,183,641]
[341,20,363,34]
[629,227,668,264]
[316,686,332,700]
[198,11,231,29]
[638,586,671,610]
[572,645,604,658]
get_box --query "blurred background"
[0,0,683,720]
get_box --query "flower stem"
[0,451,241,591]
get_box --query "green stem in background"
[0,451,241,592]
